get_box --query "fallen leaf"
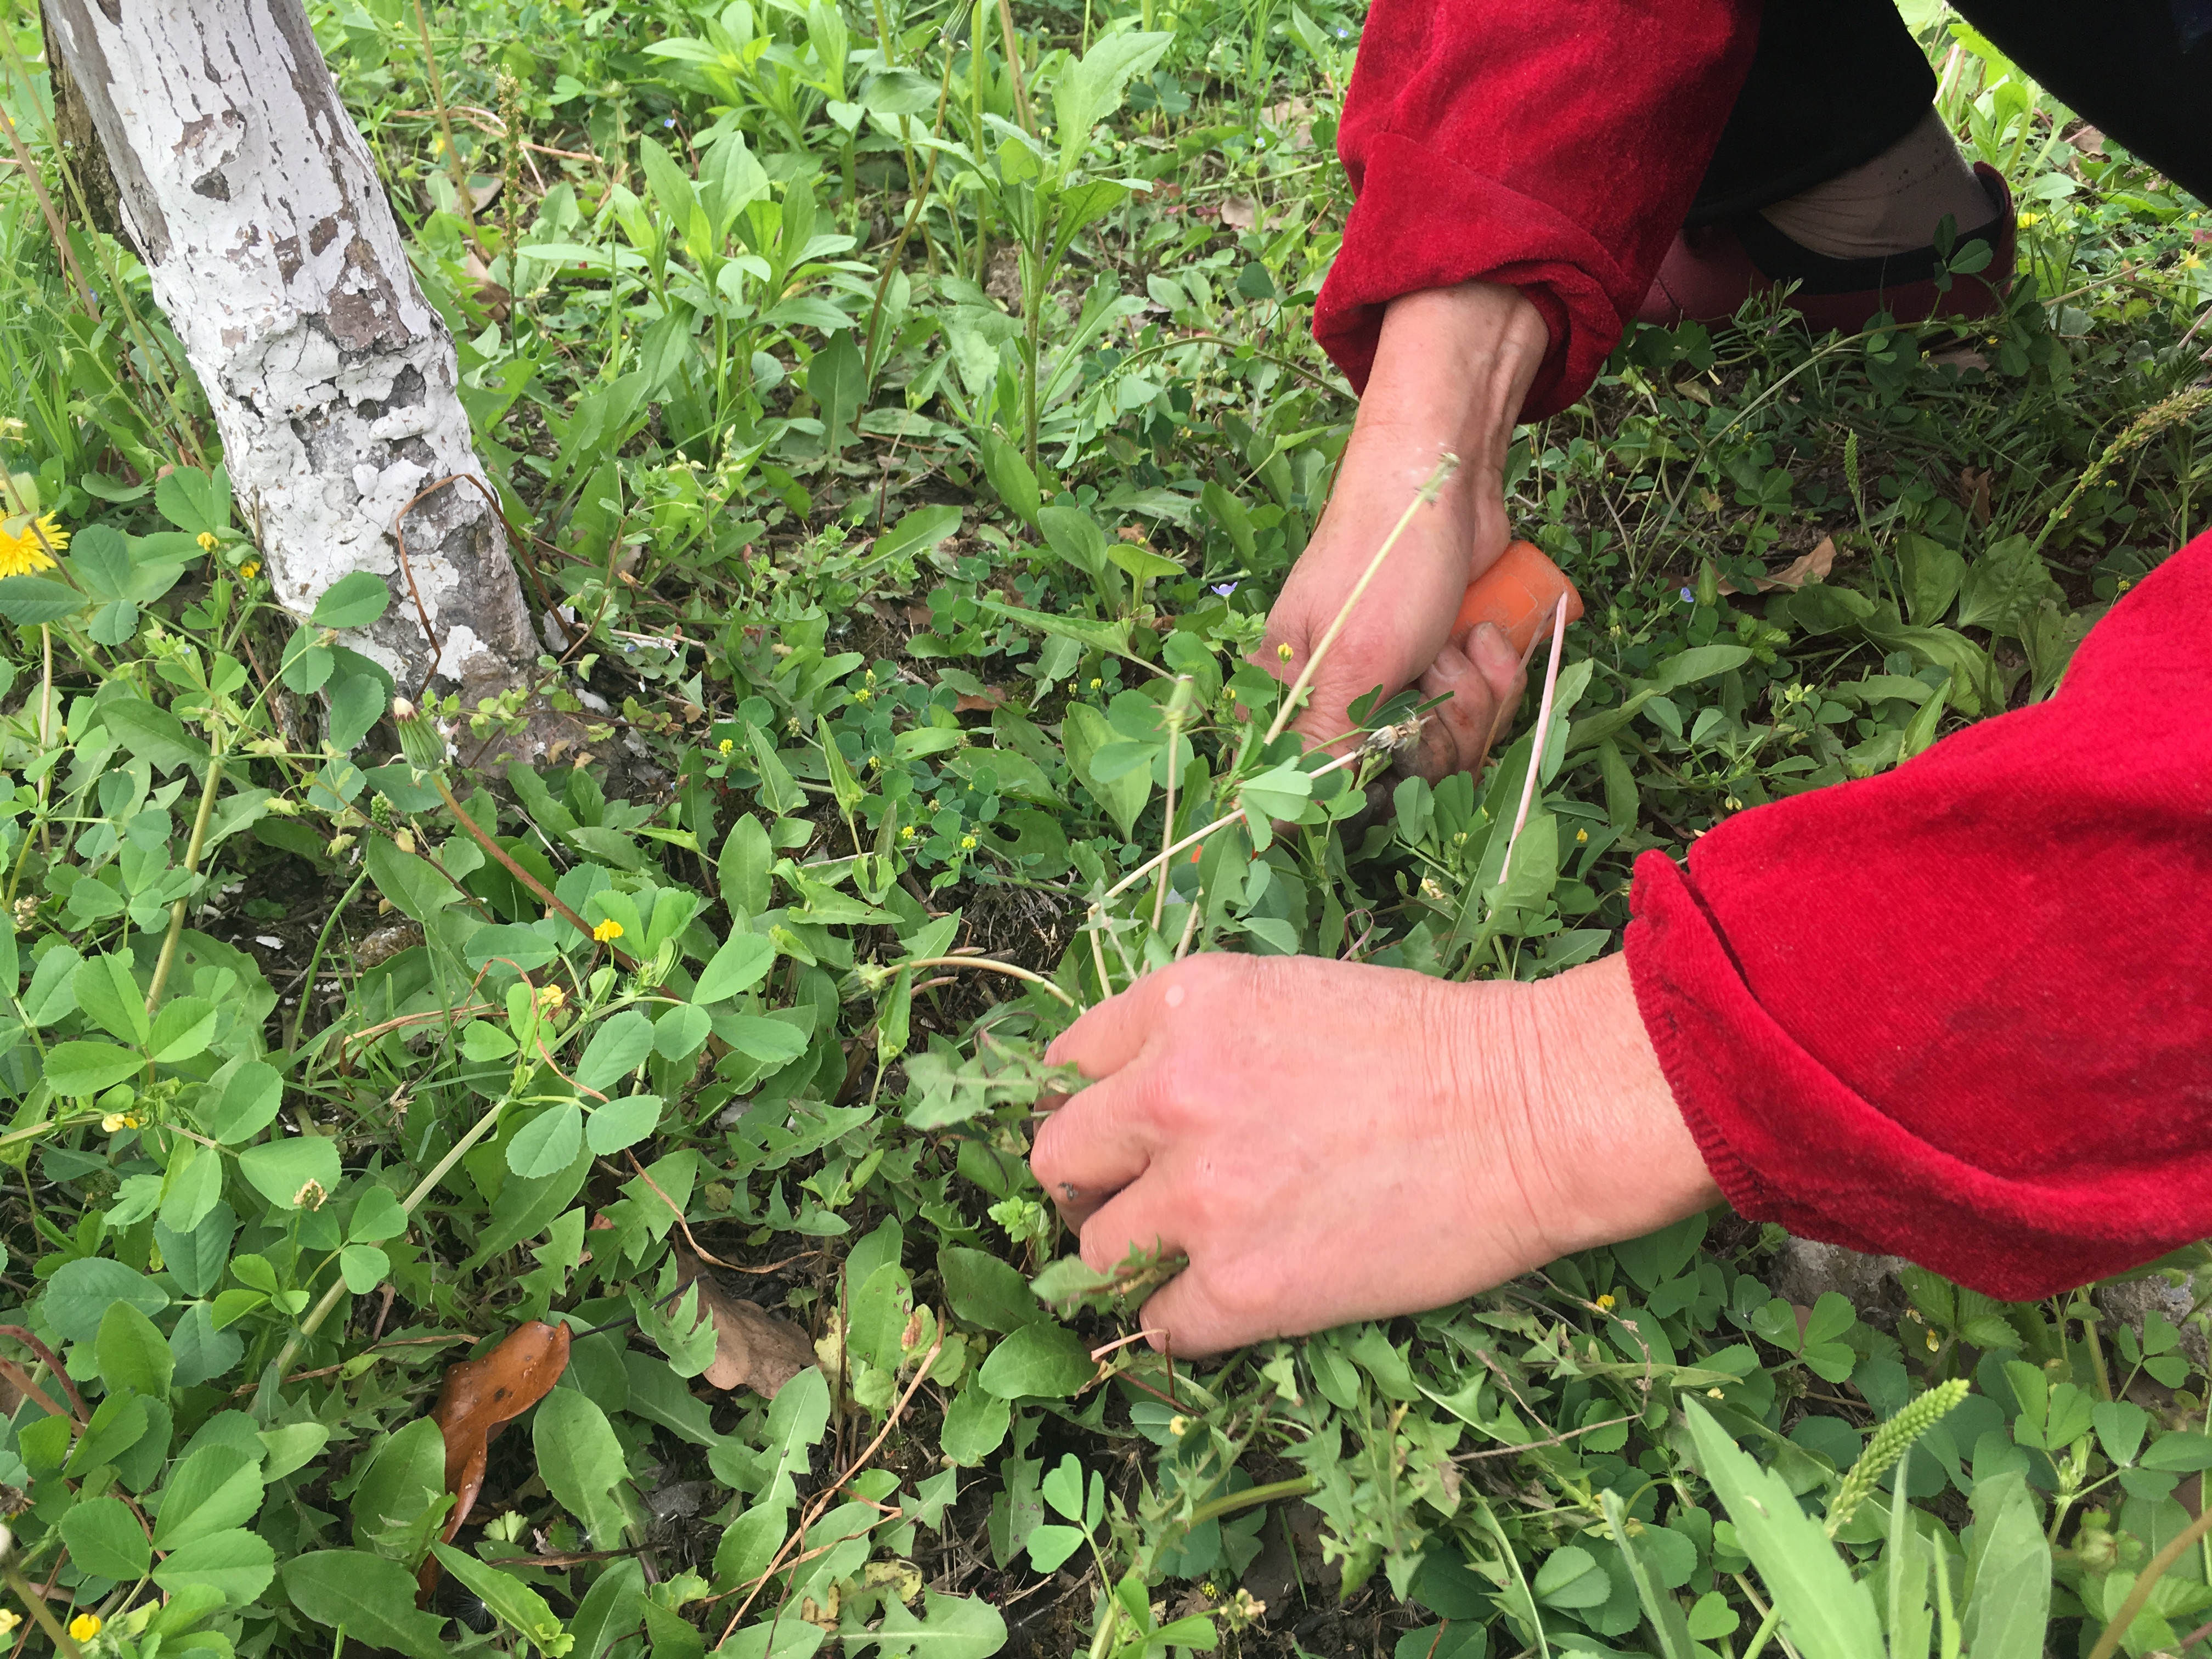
[1717,534,1837,595]
[2071,123,2104,156]
[1958,466,1993,526]
[1219,196,1259,232]
[675,1251,815,1398]
[429,1321,572,1542]
[1930,346,1989,373]
[953,689,1006,713]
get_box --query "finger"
[1043,970,1167,1080]
[1076,1180,1185,1278]
[1411,623,1526,780]
[1030,1060,1160,1226]
[1132,1266,1256,1359]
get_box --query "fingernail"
[1470,622,1518,678]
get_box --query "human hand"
[1028,952,1718,1356]
[1261,282,1550,781]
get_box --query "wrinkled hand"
[1260,281,1550,781]
[1029,952,1716,1356]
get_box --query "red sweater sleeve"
[1627,532,2212,1300]
[1314,0,1759,417]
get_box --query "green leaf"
[940,1246,1049,1333]
[205,1057,284,1143]
[978,431,1040,529]
[282,1550,452,1659]
[59,1494,151,1581]
[340,1243,392,1293]
[872,1591,1009,1659]
[148,995,218,1063]
[45,1037,142,1096]
[872,504,964,567]
[100,697,212,772]
[1684,1402,1883,1659]
[352,1417,452,1564]
[1061,703,1149,839]
[365,834,461,922]
[0,575,87,623]
[311,571,394,630]
[721,1013,809,1064]
[74,952,150,1045]
[574,1009,654,1094]
[977,1323,1093,1400]
[586,1093,663,1155]
[432,1544,575,1655]
[1961,1470,2049,1659]
[1603,1489,1696,1659]
[155,464,232,537]
[325,672,389,753]
[696,932,776,1003]
[811,330,867,459]
[508,1102,584,1178]
[153,1528,276,1606]
[44,1257,168,1344]
[534,1387,636,1548]
[155,1446,266,1547]
[939,1384,1011,1466]
[239,1135,342,1210]
[96,1300,174,1398]
[1051,30,1173,178]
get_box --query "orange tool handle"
[1453,539,1583,658]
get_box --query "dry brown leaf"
[676,1251,815,1397]
[418,1320,571,1599]
[1959,466,1994,526]
[953,688,1007,713]
[1717,534,1837,595]
[1219,196,1259,232]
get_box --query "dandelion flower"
[592,917,624,942]
[70,1614,102,1641]
[0,514,66,578]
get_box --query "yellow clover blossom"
[592,917,624,942]
[70,1613,103,1641]
[1594,1293,1616,1311]
[239,561,261,580]
[196,531,218,552]
[0,1609,19,1636]
[959,833,978,850]
[538,983,567,1012]
[101,1111,142,1134]
[0,513,66,579]
[718,737,734,755]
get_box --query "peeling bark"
[42,0,533,699]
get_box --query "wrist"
[1498,953,1720,1259]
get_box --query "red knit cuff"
[1312,131,1632,419]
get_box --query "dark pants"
[1688,0,2212,223]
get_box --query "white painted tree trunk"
[43,0,533,699]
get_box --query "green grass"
[0,0,2203,1655]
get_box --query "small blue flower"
[663,116,676,128]
[1211,581,1238,597]
[1679,586,1695,603]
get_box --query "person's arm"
[1630,532,2212,1298]
[1267,0,1759,764]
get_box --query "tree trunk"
[42,0,535,702]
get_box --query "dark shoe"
[1638,162,2016,331]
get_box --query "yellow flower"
[196,531,218,552]
[538,983,567,1011]
[717,737,733,754]
[1594,1293,1616,1311]
[1927,1329,1941,1352]
[0,1609,19,1635]
[70,1613,101,1641]
[959,834,977,850]
[592,917,624,942]
[899,825,917,840]
[101,1111,142,1134]
[0,513,66,578]
[1575,828,1589,844]
[1277,642,1293,662]
[239,560,260,580]
[2017,211,2040,229]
